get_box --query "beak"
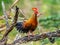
[37,12,43,17]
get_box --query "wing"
[23,21,32,29]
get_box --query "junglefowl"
[15,8,39,37]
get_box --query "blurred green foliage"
[0,0,60,45]
[0,0,12,15]
[39,0,60,30]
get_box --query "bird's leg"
[27,30,35,39]
[27,30,31,39]
[31,32,35,36]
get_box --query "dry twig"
[0,6,19,45]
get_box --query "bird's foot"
[31,32,35,36]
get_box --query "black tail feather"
[15,22,23,32]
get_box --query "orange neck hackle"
[23,8,38,27]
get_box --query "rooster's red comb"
[32,8,38,11]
